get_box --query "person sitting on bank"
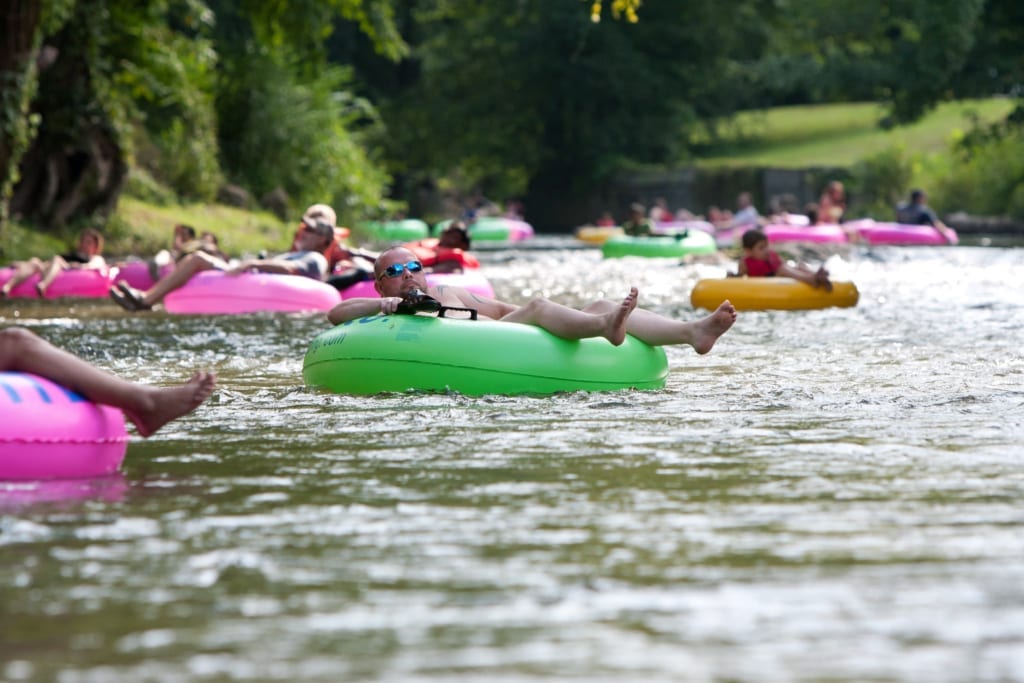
[622,203,654,237]
[895,189,956,243]
[2,228,106,298]
[0,327,216,437]
[403,221,479,274]
[735,228,832,291]
[327,246,737,355]
[110,208,336,311]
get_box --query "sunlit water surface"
[2,241,1023,682]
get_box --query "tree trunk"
[7,5,126,229]
[0,0,44,233]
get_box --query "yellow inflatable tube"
[690,277,859,311]
[575,225,624,245]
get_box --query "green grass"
[1,197,291,262]
[695,98,1016,168]
[108,197,290,257]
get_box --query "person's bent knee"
[178,252,205,269]
[519,297,552,314]
[179,251,220,272]
[0,327,37,357]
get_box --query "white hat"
[301,203,337,229]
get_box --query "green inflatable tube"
[358,219,430,242]
[303,315,668,396]
[434,217,534,242]
[602,231,717,258]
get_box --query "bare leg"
[36,256,68,296]
[139,251,226,306]
[501,287,638,345]
[1,258,43,297]
[582,299,737,354]
[0,327,216,437]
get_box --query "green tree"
[7,0,220,228]
[0,0,74,231]
[210,0,405,223]
[3,0,404,233]
[740,0,988,125]
[371,0,767,218]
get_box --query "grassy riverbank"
[694,98,1015,168]
[2,197,290,262]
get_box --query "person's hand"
[225,259,255,276]
[379,297,403,315]
[814,266,833,292]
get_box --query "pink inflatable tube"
[162,271,342,314]
[340,271,495,300]
[847,220,958,246]
[0,372,128,481]
[1,475,128,508]
[0,266,119,298]
[763,223,849,244]
[113,260,174,291]
[503,219,535,241]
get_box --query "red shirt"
[742,251,783,276]
[403,239,480,269]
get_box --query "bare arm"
[228,258,301,275]
[775,263,816,286]
[327,297,400,325]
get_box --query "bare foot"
[123,371,217,437]
[692,300,737,355]
[605,287,639,346]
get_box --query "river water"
[2,240,1023,682]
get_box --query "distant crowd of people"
[595,180,949,236]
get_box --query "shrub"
[847,146,914,219]
[217,52,391,225]
[933,128,1024,218]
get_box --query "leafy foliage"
[217,51,392,222]
[846,146,915,219]
[106,0,222,200]
[934,127,1024,218]
[736,0,988,125]
[376,0,763,206]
